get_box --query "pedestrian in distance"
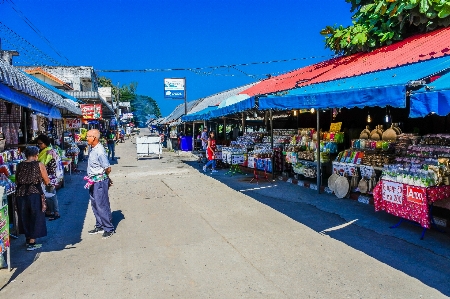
[203,131,218,173]
[200,127,208,151]
[15,146,52,251]
[106,127,116,160]
[85,129,115,239]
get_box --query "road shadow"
[0,160,91,291]
[112,210,125,231]
[180,159,450,296]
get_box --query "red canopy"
[241,27,450,96]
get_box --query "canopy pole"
[223,118,227,141]
[192,122,195,150]
[270,110,274,178]
[242,112,246,134]
[316,110,321,194]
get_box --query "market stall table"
[373,180,450,239]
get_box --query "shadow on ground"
[182,159,450,296]
[0,160,91,291]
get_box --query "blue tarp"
[410,72,450,118]
[209,96,255,119]
[259,56,450,111]
[0,82,62,118]
[181,106,217,122]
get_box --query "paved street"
[1,128,450,298]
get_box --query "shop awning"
[241,27,450,97]
[209,96,255,118]
[410,72,450,118]
[181,106,217,122]
[259,56,450,111]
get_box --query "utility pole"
[116,82,120,129]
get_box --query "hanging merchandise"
[32,114,38,131]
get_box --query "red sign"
[80,104,102,120]
[406,186,426,204]
[65,118,82,129]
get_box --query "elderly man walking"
[85,129,114,239]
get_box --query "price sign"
[65,118,82,129]
[382,180,403,204]
[406,186,426,204]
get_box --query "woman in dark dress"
[15,146,51,251]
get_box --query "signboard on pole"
[80,104,102,120]
[164,78,185,99]
[64,118,82,129]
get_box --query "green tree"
[97,76,162,125]
[321,0,450,55]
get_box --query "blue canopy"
[209,96,255,119]
[259,56,450,111]
[181,106,218,122]
[410,72,450,118]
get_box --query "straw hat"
[328,173,339,192]
[358,178,368,194]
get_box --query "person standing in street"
[85,129,114,239]
[106,128,116,160]
[203,131,218,173]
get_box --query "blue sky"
[1,0,352,116]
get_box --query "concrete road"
[1,128,449,298]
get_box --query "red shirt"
[207,138,216,160]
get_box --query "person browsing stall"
[200,127,208,150]
[15,146,52,251]
[36,135,61,221]
[85,129,114,239]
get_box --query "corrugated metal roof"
[187,82,257,115]
[242,27,450,97]
[0,58,81,115]
[161,100,200,124]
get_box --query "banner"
[80,104,102,120]
[164,78,185,99]
[0,205,9,253]
[65,118,82,129]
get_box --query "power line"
[5,0,71,65]
[96,55,333,73]
[0,22,62,66]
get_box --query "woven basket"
[328,173,339,192]
[335,176,350,199]
[382,124,398,141]
[358,178,368,194]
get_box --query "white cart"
[136,136,162,160]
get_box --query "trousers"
[107,142,115,160]
[89,179,114,232]
[46,193,59,213]
[205,159,216,170]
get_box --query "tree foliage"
[321,0,450,55]
[97,76,162,125]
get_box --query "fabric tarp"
[181,106,217,122]
[259,56,450,111]
[0,82,62,118]
[410,72,450,118]
[209,97,255,119]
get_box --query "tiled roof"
[242,27,450,96]
[24,67,73,90]
[161,100,200,125]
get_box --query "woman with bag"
[36,134,62,220]
[203,131,218,173]
[15,146,51,251]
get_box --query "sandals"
[49,215,60,221]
